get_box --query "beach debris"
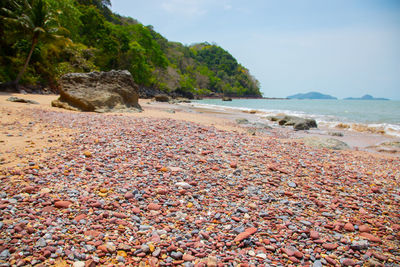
[51,70,142,112]
[6,96,39,104]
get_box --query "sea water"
[192,99,400,137]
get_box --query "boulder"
[222,97,232,101]
[52,70,141,112]
[154,94,170,102]
[269,115,317,130]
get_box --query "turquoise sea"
[192,99,400,137]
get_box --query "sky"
[111,0,400,99]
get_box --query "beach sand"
[0,93,399,266]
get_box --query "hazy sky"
[111,0,400,99]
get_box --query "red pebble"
[344,222,355,232]
[358,224,371,232]
[322,243,338,250]
[360,233,382,243]
[147,203,161,210]
[54,201,72,208]
[234,227,257,242]
[310,230,319,240]
[342,258,355,266]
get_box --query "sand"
[0,93,399,168]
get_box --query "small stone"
[312,260,322,267]
[248,250,255,256]
[182,253,195,261]
[256,253,267,259]
[233,227,257,242]
[124,192,134,199]
[36,238,47,247]
[0,249,10,260]
[152,247,161,257]
[237,207,248,213]
[359,224,371,232]
[207,256,217,267]
[288,181,297,188]
[360,233,382,243]
[265,245,276,251]
[350,240,369,250]
[54,200,72,208]
[344,222,355,232]
[300,220,312,226]
[141,244,150,253]
[322,243,338,250]
[175,182,191,189]
[73,261,85,267]
[171,251,183,260]
[84,151,92,157]
[147,203,161,210]
[341,258,356,266]
[310,230,319,240]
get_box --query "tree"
[2,0,69,89]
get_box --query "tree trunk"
[14,37,38,90]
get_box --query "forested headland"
[0,0,262,98]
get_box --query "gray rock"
[269,115,317,130]
[350,240,369,250]
[236,118,249,124]
[237,207,248,213]
[0,249,10,260]
[302,137,350,150]
[36,238,47,247]
[141,244,150,253]
[52,70,142,112]
[288,181,297,188]
[175,182,191,189]
[7,96,39,104]
[171,251,183,260]
[312,260,322,267]
[300,220,312,226]
[152,247,161,257]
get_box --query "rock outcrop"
[268,115,317,130]
[52,70,141,112]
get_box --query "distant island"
[344,94,389,100]
[287,91,337,100]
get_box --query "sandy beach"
[0,93,399,266]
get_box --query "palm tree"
[2,0,69,89]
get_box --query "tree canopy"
[0,0,262,97]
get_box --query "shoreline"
[1,92,399,158]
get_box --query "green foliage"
[1,0,261,97]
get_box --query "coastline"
[1,93,399,160]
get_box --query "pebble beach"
[0,94,399,266]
